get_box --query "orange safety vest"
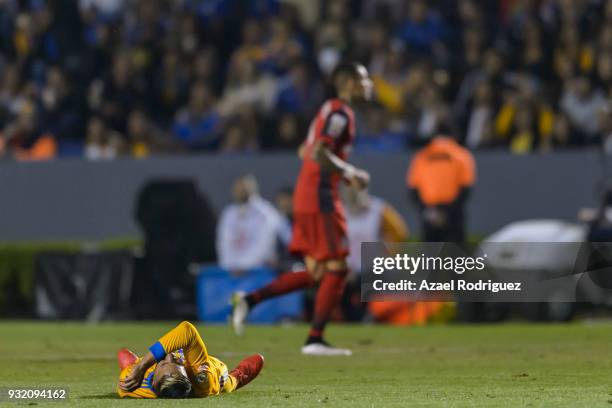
[407,137,476,206]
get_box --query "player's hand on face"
[119,365,146,391]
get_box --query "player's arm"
[150,321,208,364]
[312,140,369,189]
[119,353,156,392]
[312,109,369,188]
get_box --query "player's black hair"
[157,373,192,398]
[331,61,364,83]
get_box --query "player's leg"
[117,348,139,369]
[231,257,320,335]
[231,214,319,335]
[302,258,352,356]
[301,211,352,355]
[245,258,320,305]
[309,259,349,341]
[228,354,265,390]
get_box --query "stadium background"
[3,1,612,406]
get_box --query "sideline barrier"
[0,151,599,241]
[196,266,303,323]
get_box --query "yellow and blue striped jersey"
[117,321,236,398]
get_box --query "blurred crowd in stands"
[3,0,612,160]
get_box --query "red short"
[289,212,349,261]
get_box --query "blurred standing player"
[232,62,372,355]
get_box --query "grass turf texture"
[0,322,610,407]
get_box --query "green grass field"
[0,321,611,407]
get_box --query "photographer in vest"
[406,131,476,243]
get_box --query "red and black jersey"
[293,98,356,214]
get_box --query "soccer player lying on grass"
[117,321,264,399]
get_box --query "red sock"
[309,269,348,339]
[117,348,138,370]
[230,354,264,389]
[247,271,315,306]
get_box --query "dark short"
[289,211,349,261]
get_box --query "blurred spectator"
[463,80,495,149]
[1,100,57,161]
[173,82,222,150]
[560,76,607,142]
[217,59,277,117]
[396,0,448,58]
[494,73,554,153]
[598,103,612,153]
[272,185,299,271]
[40,66,81,139]
[216,175,282,273]
[79,0,124,18]
[370,44,410,114]
[275,61,322,116]
[546,111,575,150]
[595,51,612,97]
[454,49,506,121]
[219,108,260,154]
[458,27,485,75]
[89,53,146,134]
[259,17,304,75]
[192,48,219,90]
[414,84,450,143]
[583,189,612,243]
[355,104,406,152]
[262,112,302,151]
[407,133,475,242]
[342,185,411,323]
[231,19,266,68]
[84,116,122,160]
[363,23,389,73]
[344,185,408,275]
[153,50,190,124]
[314,20,348,76]
[127,109,180,158]
[274,186,294,248]
[0,64,26,125]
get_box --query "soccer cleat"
[117,348,138,369]
[230,354,264,389]
[301,342,352,356]
[231,291,249,336]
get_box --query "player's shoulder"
[318,98,354,118]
